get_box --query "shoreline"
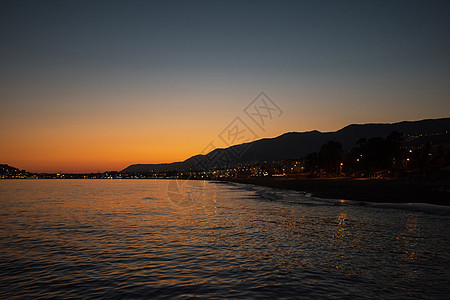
[2,177,449,206]
[224,177,450,206]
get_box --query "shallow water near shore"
[1,179,449,299]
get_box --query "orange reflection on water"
[402,213,421,263]
[397,213,423,282]
[338,213,347,233]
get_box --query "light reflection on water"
[0,179,449,299]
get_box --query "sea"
[1,179,449,299]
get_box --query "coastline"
[2,176,449,206]
[224,177,450,206]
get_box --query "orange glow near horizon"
[1,78,448,173]
[1,87,448,173]
[1,117,215,173]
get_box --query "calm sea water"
[1,179,449,299]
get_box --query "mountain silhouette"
[121,118,450,173]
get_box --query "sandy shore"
[225,177,450,206]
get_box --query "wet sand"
[226,177,450,206]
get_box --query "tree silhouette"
[319,140,344,176]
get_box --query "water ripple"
[1,179,449,299]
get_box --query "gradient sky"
[1,0,449,173]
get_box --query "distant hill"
[121,118,450,173]
[0,164,26,176]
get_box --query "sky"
[1,0,449,173]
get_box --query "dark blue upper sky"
[2,0,449,85]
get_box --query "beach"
[227,177,450,206]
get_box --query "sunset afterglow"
[1,1,449,172]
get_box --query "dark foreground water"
[1,180,449,299]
